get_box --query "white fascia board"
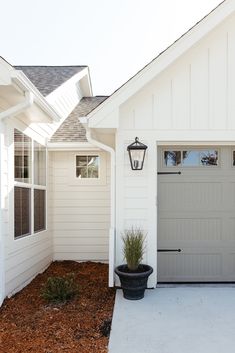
[0,57,13,85]
[11,71,61,122]
[86,67,93,97]
[47,141,101,151]
[87,0,235,127]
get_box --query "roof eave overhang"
[11,70,61,122]
[87,0,234,128]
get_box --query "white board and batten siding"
[115,13,235,286]
[119,13,235,136]
[50,151,110,262]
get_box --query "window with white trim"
[76,155,99,178]
[14,129,46,239]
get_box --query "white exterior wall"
[50,151,110,261]
[0,64,90,301]
[119,14,235,137]
[0,121,6,304]
[115,13,235,286]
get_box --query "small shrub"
[41,273,78,303]
[100,319,112,337]
[122,228,146,271]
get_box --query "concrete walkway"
[109,287,235,353]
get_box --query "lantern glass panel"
[130,149,145,169]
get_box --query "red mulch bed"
[0,261,116,353]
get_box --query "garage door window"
[164,149,218,167]
[164,151,181,166]
[233,151,235,166]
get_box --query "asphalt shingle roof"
[50,96,108,143]
[14,66,86,96]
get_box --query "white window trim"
[13,131,47,240]
[76,154,100,179]
[68,151,107,186]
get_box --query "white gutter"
[0,91,34,120]
[47,141,100,151]
[85,125,116,287]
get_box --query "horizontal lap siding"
[5,236,52,292]
[50,151,110,262]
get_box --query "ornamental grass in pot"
[115,228,153,300]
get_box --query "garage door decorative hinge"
[158,249,182,252]
[157,171,181,175]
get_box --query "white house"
[1,0,235,305]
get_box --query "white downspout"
[0,91,34,120]
[86,128,116,287]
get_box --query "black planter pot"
[115,264,153,300]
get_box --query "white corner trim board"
[85,127,116,287]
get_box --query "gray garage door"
[158,146,235,282]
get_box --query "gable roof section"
[14,66,87,96]
[50,96,108,142]
[87,0,235,127]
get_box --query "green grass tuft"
[122,228,146,271]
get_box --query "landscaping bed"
[0,261,115,353]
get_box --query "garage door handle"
[158,249,182,252]
[157,171,181,175]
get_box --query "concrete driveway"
[109,287,235,353]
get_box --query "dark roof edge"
[0,56,13,67]
[85,96,109,116]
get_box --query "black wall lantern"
[127,137,148,170]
